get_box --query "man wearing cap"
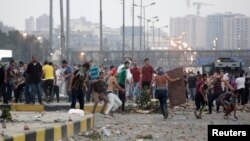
[117,61,130,113]
[151,67,180,119]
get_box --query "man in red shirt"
[141,58,154,89]
[130,61,141,99]
[194,73,208,119]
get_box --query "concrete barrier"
[0,114,94,141]
[4,103,105,112]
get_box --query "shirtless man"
[104,69,124,117]
[151,67,180,119]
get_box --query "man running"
[218,90,240,120]
[92,71,108,114]
[194,73,208,119]
[105,69,124,117]
[151,67,180,119]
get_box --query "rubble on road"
[78,130,102,140]
[136,134,153,139]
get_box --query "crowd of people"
[0,55,250,120]
[191,69,250,120]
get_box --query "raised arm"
[165,74,180,82]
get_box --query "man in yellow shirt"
[42,61,56,103]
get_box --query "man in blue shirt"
[62,60,73,102]
[87,60,99,103]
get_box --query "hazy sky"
[0,0,250,30]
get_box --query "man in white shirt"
[235,72,246,108]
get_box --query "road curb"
[0,114,94,141]
[1,103,104,112]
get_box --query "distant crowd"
[0,55,249,119]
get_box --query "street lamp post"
[49,0,53,61]
[122,0,125,60]
[100,0,103,65]
[140,0,142,52]
[134,2,156,52]
[60,0,65,62]
[138,16,158,50]
[80,52,84,63]
[19,32,28,61]
[158,26,168,47]
[146,19,150,50]
[66,0,70,61]
[142,2,155,52]
[37,36,43,60]
[132,0,135,58]
[151,19,159,48]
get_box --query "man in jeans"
[208,70,234,114]
[62,60,73,102]
[27,55,43,104]
[87,60,99,103]
[105,69,124,117]
[117,61,130,113]
[150,67,180,119]
[6,60,15,103]
[194,74,208,119]
[130,61,141,100]
[141,58,154,89]
[187,72,197,101]
[0,63,6,103]
[42,61,56,103]
[68,63,90,110]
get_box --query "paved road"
[68,104,250,141]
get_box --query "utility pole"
[140,0,142,52]
[60,0,65,61]
[146,20,150,50]
[153,22,155,48]
[49,0,53,60]
[132,0,135,58]
[100,0,103,65]
[66,0,70,61]
[122,0,125,60]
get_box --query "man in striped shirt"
[208,70,234,114]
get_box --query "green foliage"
[0,30,51,62]
[81,131,102,140]
[0,108,12,121]
[125,104,135,113]
[135,87,161,113]
[135,87,151,109]
[88,132,102,140]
